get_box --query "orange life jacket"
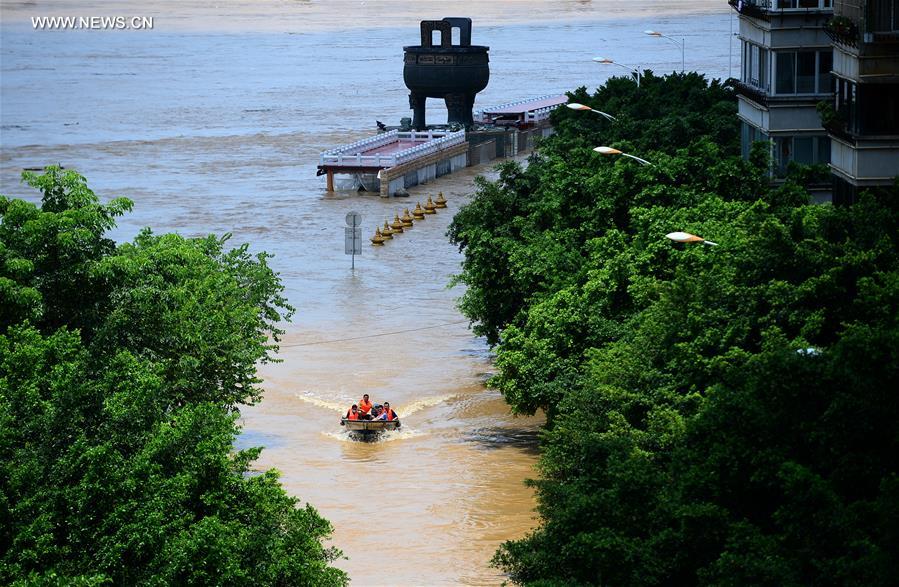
[358,398,373,414]
[346,409,359,420]
[384,408,396,421]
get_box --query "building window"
[818,50,832,94]
[835,79,899,135]
[776,52,795,93]
[868,0,899,32]
[835,77,856,119]
[774,49,832,95]
[774,135,830,175]
[776,0,832,8]
[858,83,899,135]
[741,121,769,159]
[794,137,814,163]
[742,41,768,90]
[796,52,816,93]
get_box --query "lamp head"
[593,146,622,155]
[666,232,705,243]
[566,103,592,111]
[593,56,613,64]
[644,30,662,36]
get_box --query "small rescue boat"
[340,418,401,433]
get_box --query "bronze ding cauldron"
[403,17,489,130]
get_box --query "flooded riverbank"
[1,2,732,583]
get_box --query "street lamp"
[593,146,653,166]
[644,30,685,73]
[566,102,617,122]
[665,231,718,246]
[593,57,642,88]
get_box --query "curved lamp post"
[644,30,685,73]
[665,231,718,246]
[594,146,653,166]
[593,57,642,88]
[566,102,617,122]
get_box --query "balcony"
[730,0,773,19]
[733,79,770,106]
[865,1,899,42]
[730,0,834,19]
[829,3,899,47]
[825,15,860,47]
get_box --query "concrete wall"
[768,103,827,132]
[739,96,770,129]
[469,140,497,166]
[378,142,470,197]
[834,43,899,83]
[375,123,555,197]
[739,13,832,49]
[831,135,899,185]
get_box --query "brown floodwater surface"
[240,167,545,586]
[1,2,732,583]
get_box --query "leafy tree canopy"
[449,73,899,585]
[1,168,347,585]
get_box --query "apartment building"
[730,0,835,178]
[827,0,899,203]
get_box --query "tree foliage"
[1,168,347,585]
[449,73,899,584]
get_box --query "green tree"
[1,168,347,585]
[450,74,899,584]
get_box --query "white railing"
[394,130,466,165]
[524,105,561,124]
[321,130,400,158]
[734,0,832,11]
[320,130,466,168]
[474,94,566,123]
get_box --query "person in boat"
[343,404,360,422]
[375,402,398,421]
[358,394,373,419]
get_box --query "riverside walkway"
[317,129,468,197]
[317,95,567,197]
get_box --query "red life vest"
[346,409,359,420]
[384,408,396,421]
[358,398,373,414]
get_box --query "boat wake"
[294,390,456,418]
[397,393,457,417]
[294,390,350,412]
[322,428,426,443]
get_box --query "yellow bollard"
[423,196,437,214]
[381,220,394,239]
[391,213,405,233]
[401,208,414,227]
[435,192,447,208]
[412,203,425,219]
[371,227,386,245]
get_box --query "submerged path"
[240,165,543,586]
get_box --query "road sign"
[345,211,362,228]
[344,211,362,269]
[345,227,362,255]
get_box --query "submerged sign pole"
[345,211,362,270]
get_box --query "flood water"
[1,1,732,584]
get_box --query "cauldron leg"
[444,93,466,127]
[409,93,427,130]
[463,93,476,128]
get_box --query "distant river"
[0,1,733,584]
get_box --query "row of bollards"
[371,193,447,245]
